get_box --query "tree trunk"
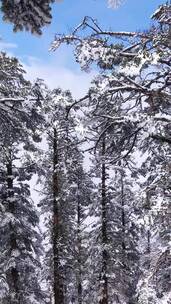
[121,174,126,251]
[146,191,151,255]
[53,128,64,304]
[6,160,20,304]
[77,184,83,304]
[99,136,108,304]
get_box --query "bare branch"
[66,94,90,118]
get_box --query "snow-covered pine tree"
[135,118,171,304]
[84,140,139,304]
[79,89,140,304]
[39,88,94,304]
[1,0,56,35]
[64,149,94,304]
[51,1,171,124]
[0,109,45,304]
[0,52,46,303]
[0,52,29,124]
[0,52,44,135]
[51,3,171,302]
[38,88,67,304]
[0,148,45,304]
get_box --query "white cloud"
[0,39,95,98]
[0,42,18,51]
[108,0,125,9]
[23,56,96,99]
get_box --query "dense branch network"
[0,2,170,304]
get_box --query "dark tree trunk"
[121,174,126,251]
[53,128,64,304]
[99,136,108,304]
[77,184,83,304]
[6,160,20,303]
[146,191,151,255]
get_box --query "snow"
[0,2,170,303]
[108,0,125,9]
[11,249,20,258]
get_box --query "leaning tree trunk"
[99,136,108,304]
[6,159,20,304]
[53,127,64,304]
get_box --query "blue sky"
[0,0,164,97]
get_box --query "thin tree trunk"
[77,183,83,304]
[146,191,151,255]
[99,136,108,304]
[7,159,20,304]
[121,173,126,251]
[53,127,64,304]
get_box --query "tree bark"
[53,128,64,304]
[77,182,83,304]
[99,136,108,304]
[6,159,20,304]
[145,191,151,255]
[121,174,126,251]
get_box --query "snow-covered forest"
[0,1,170,304]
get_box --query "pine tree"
[39,88,94,304]
[79,89,140,304]
[0,52,46,303]
[1,0,56,35]
[84,147,139,304]
[63,148,94,304]
[51,1,171,121]
[135,130,171,304]
[52,3,171,300]
[39,89,68,304]
[0,52,43,135]
[0,118,45,304]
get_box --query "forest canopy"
[0,1,170,304]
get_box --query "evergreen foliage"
[0,2,170,303]
[1,0,55,35]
